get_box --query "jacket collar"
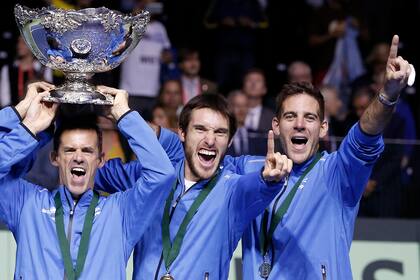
[54,186,94,212]
[175,159,222,193]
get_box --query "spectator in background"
[227,90,249,156]
[1,36,52,108]
[349,86,405,217]
[242,69,274,133]
[151,103,170,129]
[178,48,218,103]
[119,0,172,120]
[308,0,367,86]
[288,60,313,83]
[319,84,344,151]
[204,0,268,93]
[156,79,183,131]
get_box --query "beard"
[184,144,225,181]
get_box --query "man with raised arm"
[239,35,412,279]
[96,93,292,279]
[0,85,174,279]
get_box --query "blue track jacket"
[241,124,384,280]
[0,109,175,279]
[95,137,283,279]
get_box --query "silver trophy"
[14,4,150,105]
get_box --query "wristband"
[378,92,398,107]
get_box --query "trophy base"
[44,88,113,105]
[42,74,113,105]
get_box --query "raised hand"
[15,82,55,119]
[96,85,130,121]
[262,130,293,183]
[22,91,58,135]
[383,35,412,100]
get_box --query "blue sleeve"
[228,171,283,239]
[0,106,21,138]
[0,106,52,177]
[0,123,39,232]
[326,123,384,207]
[94,158,138,193]
[109,111,175,255]
[94,127,182,193]
[223,155,265,174]
[159,127,184,166]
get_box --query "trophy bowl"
[14,4,150,105]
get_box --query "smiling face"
[179,108,230,181]
[51,129,105,199]
[272,93,328,164]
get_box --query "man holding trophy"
[0,4,177,280]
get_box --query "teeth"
[72,167,86,172]
[199,150,216,156]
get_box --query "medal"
[161,273,174,280]
[259,254,271,279]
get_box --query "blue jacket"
[108,124,383,279]
[95,133,282,279]
[0,110,175,279]
[238,123,383,280]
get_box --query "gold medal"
[161,273,174,280]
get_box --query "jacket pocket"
[204,272,209,280]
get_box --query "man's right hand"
[22,91,58,135]
[262,130,293,183]
[15,82,55,119]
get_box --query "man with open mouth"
[0,83,175,279]
[95,93,293,279]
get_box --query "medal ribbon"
[162,173,220,271]
[259,153,322,256]
[54,190,99,280]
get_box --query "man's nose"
[72,151,84,164]
[294,117,305,131]
[204,131,216,146]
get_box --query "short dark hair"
[243,68,266,83]
[275,82,325,121]
[179,94,237,141]
[178,48,199,63]
[53,114,103,154]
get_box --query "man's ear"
[319,120,329,138]
[50,151,59,167]
[98,152,105,168]
[228,137,234,148]
[272,117,280,136]
[178,128,186,143]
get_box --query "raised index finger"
[388,35,399,61]
[267,130,275,155]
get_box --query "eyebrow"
[282,111,320,118]
[192,124,229,133]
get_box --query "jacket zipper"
[63,193,76,280]
[153,186,194,280]
[321,264,327,280]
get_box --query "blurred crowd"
[1,0,420,218]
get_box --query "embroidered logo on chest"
[41,207,56,221]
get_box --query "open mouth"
[197,149,216,165]
[291,136,308,146]
[71,167,86,177]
